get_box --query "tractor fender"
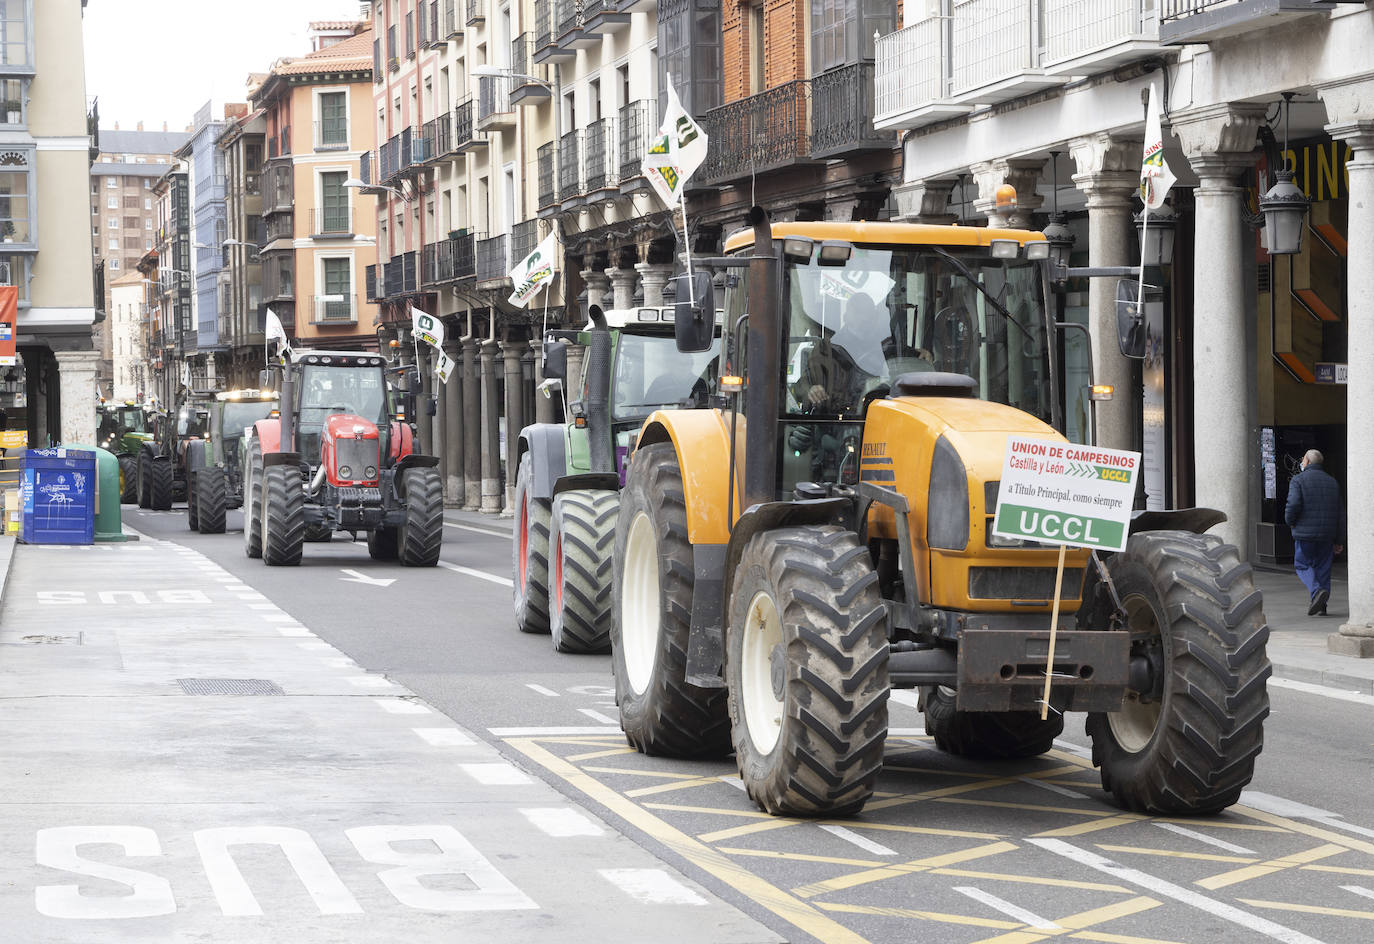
[552,472,618,499]
[185,439,207,473]
[262,452,303,468]
[635,409,743,546]
[517,423,568,501]
[1127,507,1227,537]
[393,454,440,500]
[252,418,283,455]
[721,497,853,626]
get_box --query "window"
[320,171,349,233]
[123,195,138,209]
[106,176,117,189]
[145,217,152,230]
[109,258,120,271]
[143,179,151,190]
[321,257,352,321]
[811,0,895,73]
[317,91,347,148]
[123,216,137,229]
[0,161,31,243]
[107,196,117,208]
[0,78,24,124]
[145,239,152,251]
[107,216,117,229]
[108,237,118,250]
[144,197,151,210]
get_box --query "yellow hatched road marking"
[627,776,730,798]
[1238,898,1374,921]
[1071,933,1187,944]
[962,895,1162,944]
[697,820,807,843]
[683,809,1005,844]
[1033,814,1146,838]
[933,797,1115,817]
[566,747,637,762]
[505,737,875,944]
[1196,843,1347,890]
[792,841,1017,898]
[642,803,775,820]
[717,847,886,868]
[584,764,715,780]
[931,867,1127,893]
[1302,863,1374,878]
[1155,817,1289,833]
[1236,806,1374,856]
[1095,844,1259,864]
[816,901,1021,929]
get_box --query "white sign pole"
[1042,544,1068,721]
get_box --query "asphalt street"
[6,503,1374,944]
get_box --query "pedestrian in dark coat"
[1285,449,1345,615]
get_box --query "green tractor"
[137,392,217,511]
[183,389,280,533]
[512,305,719,653]
[97,402,154,503]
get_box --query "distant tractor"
[97,402,154,503]
[512,305,718,653]
[183,389,279,534]
[243,349,444,566]
[137,393,216,511]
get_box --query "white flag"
[1140,84,1176,210]
[642,84,709,209]
[264,307,293,363]
[508,231,558,308]
[412,306,444,348]
[181,359,192,391]
[434,347,455,384]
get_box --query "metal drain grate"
[177,678,285,696]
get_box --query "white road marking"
[277,627,313,637]
[438,561,514,587]
[443,521,512,539]
[818,824,897,857]
[260,613,298,622]
[247,602,278,610]
[1270,676,1374,707]
[953,886,1060,930]
[461,763,534,785]
[1154,822,1257,856]
[1342,886,1374,903]
[525,683,560,697]
[236,593,266,601]
[490,725,622,736]
[598,869,707,906]
[578,708,619,725]
[889,689,920,710]
[195,826,363,916]
[374,698,431,714]
[346,675,396,689]
[1016,776,1089,800]
[1052,738,1094,759]
[718,775,748,791]
[1028,838,1329,944]
[340,568,397,587]
[521,807,605,838]
[296,641,332,651]
[1242,791,1374,841]
[414,727,475,747]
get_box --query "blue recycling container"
[19,448,96,545]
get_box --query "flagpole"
[678,200,696,308]
[1136,201,1149,322]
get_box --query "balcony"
[511,36,551,105]
[809,62,896,160]
[264,213,295,245]
[454,233,475,280]
[314,119,348,152]
[618,99,656,187]
[383,257,404,297]
[453,99,485,152]
[537,142,557,212]
[535,0,575,62]
[1044,1,1162,73]
[423,113,452,160]
[511,219,539,266]
[379,134,403,182]
[558,130,583,205]
[476,233,509,284]
[583,0,631,34]
[699,81,813,186]
[466,0,484,26]
[444,0,463,38]
[404,251,418,294]
[1159,0,1338,45]
[310,207,355,237]
[399,126,433,175]
[312,294,357,325]
[264,165,294,214]
[477,74,516,131]
[365,264,378,303]
[584,117,619,193]
[557,0,600,50]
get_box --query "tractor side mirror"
[425,396,437,417]
[543,340,568,381]
[1114,280,1146,359]
[674,271,716,354]
[258,368,276,391]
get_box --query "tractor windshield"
[116,407,146,433]
[295,365,389,464]
[611,332,719,422]
[784,245,1053,423]
[221,401,277,441]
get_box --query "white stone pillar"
[972,158,1045,229]
[1069,133,1142,454]
[1323,115,1374,653]
[606,267,636,311]
[55,349,99,446]
[581,268,610,312]
[635,262,673,307]
[479,339,502,514]
[892,177,960,224]
[1173,104,1266,554]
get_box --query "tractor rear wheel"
[1085,531,1270,815]
[398,467,443,567]
[242,439,262,559]
[118,456,137,503]
[550,488,618,654]
[726,526,889,816]
[921,686,1062,759]
[196,467,227,534]
[148,457,173,511]
[512,453,552,634]
[612,443,731,758]
[367,527,398,560]
[136,451,152,508]
[261,464,304,566]
[304,524,334,542]
[186,470,199,530]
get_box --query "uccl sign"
[992,436,1140,554]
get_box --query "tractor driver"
[789,292,889,416]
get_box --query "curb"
[1272,662,1374,695]
[0,534,15,615]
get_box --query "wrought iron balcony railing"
[556,0,583,38]
[584,116,617,192]
[537,142,556,209]
[359,150,374,185]
[265,213,294,244]
[311,207,354,236]
[809,61,895,159]
[511,219,539,266]
[453,99,480,150]
[618,99,655,181]
[445,0,461,37]
[478,74,513,122]
[383,256,404,297]
[313,294,356,324]
[535,0,554,48]
[423,113,452,160]
[454,232,476,280]
[365,264,378,302]
[380,135,403,181]
[403,250,418,294]
[699,81,811,185]
[476,233,508,282]
[558,130,582,202]
[467,0,484,26]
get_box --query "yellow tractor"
[611,208,1269,818]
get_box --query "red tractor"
[242,348,444,566]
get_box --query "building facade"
[107,269,144,401]
[184,102,237,389]
[216,106,268,390]
[143,163,192,411]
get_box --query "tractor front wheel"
[148,457,173,511]
[117,455,137,503]
[261,464,304,566]
[197,467,227,534]
[1085,531,1270,815]
[243,439,263,559]
[921,686,1062,759]
[612,443,731,758]
[512,453,552,634]
[136,451,152,508]
[186,470,200,530]
[398,466,443,566]
[726,526,889,816]
[550,488,618,654]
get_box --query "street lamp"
[1133,202,1177,267]
[471,64,563,171]
[1258,94,1309,256]
[345,178,411,204]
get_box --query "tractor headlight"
[364,466,377,478]
[927,435,970,551]
[339,465,352,479]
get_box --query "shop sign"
[1314,362,1347,385]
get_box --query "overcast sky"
[83,1,371,131]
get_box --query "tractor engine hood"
[322,414,382,488]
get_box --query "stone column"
[1069,133,1143,455]
[1173,103,1266,555]
[972,158,1046,229]
[479,339,502,514]
[443,341,463,506]
[581,268,611,312]
[463,336,482,509]
[1320,95,1374,652]
[520,344,538,427]
[892,177,961,224]
[501,339,526,514]
[606,266,637,310]
[635,263,673,306]
[531,339,556,424]
[433,349,447,482]
[55,349,99,446]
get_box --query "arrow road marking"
[340,569,397,587]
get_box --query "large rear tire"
[1085,531,1270,815]
[304,523,334,542]
[136,451,152,508]
[261,464,304,566]
[186,470,200,530]
[118,455,137,504]
[726,526,889,816]
[243,439,262,559]
[921,686,1062,759]
[550,488,618,654]
[148,457,173,511]
[612,443,731,758]
[512,453,552,634]
[197,467,227,534]
[398,466,443,567]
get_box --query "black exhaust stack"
[743,206,780,509]
[585,304,613,474]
